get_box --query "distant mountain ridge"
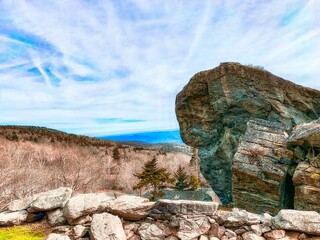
[99,129,183,144]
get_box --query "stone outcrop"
[286,119,320,212]
[176,62,320,204]
[232,119,294,215]
[1,188,320,239]
[292,162,320,212]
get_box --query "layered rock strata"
[176,62,320,204]
[232,119,293,215]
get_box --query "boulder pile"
[1,187,320,239]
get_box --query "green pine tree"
[133,158,173,200]
[174,165,190,191]
[188,175,201,190]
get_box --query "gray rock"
[176,62,320,204]
[215,208,261,227]
[273,209,320,235]
[151,199,218,216]
[288,119,320,147]
[8,194,39,211]
[28,187,72,212]
[0,210,28,226]
[46,233,71,240]
[63,193,114,223]
[138,223,165,240]
[47,208,67,226]
[90,212,126,240]
[232,119,293,215]
[176,215,211,240]
[106,195,154,221]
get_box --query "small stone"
[73,225,87,238]
[242,231,265,240]
[46,233,71,240]
[225,229,237,238]
[263,230,286,239]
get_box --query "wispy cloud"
[0,0,319,135]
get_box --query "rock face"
[232,119,293,214]
[287,119,320,212]
[176,62,320,204]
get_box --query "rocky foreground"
[1,187,320,240]
[176,62,320,214]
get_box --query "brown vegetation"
[0,126,195,208]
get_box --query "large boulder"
[28,187,72,212]
[176,62,320,204]
[63,193,114,224]
[273,209,320,235]
[0,210,28,226]
[106,195,154,221]
[232,119,293,214]
[90,212,126,240]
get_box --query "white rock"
[8,194,39,211]
[199,235,209,240]
[138,222,165,240]
[177,215,211,240]
[28,187,72,212]
[251,224,271,236]
[242,231,266,240]
[46,233,71,240]
[273,210,320,235]
[0,210,28,226]
[47,209,66,226]
[209,237,220,240]
[63,193,114,223]
[106,195,154,220]
[216,208,261,227]
[90,212,126,240]
[164,236,179,240]
[73,225,87,238]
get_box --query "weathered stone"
[199,235,209,240]
[292,161,320,212]
[176,215,211,240]
[8,194,39,211]
[47,208,66,226]
[164,236,178,240]
[106,195,154,220]
[251,224,271,236]
[145,188,222,204]
[63,193,114,223]
[151,199,218,216]
[176,62,320,204]
[215,208,261,227]
[208,222,225,238]
[138,222,165,240]
[28,187,72,212]
[73,225,88,238]
[90,212,126,240]
[0,210,28,226]
[232,119,293,214]
[263,230,286,239]
[46,233,71,240]
[288,119,320,148]
[273,210,320,235]
[242,231,265,240]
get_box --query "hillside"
[0,126,194,208]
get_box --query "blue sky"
[0,0,319,136]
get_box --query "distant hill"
[99,129,183,144]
